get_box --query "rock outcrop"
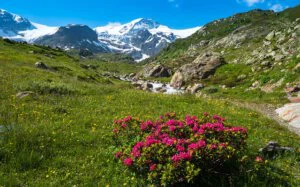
[170,52,225,88]
[137,64,172,78]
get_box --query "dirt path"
[231,101,300,135]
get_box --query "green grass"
[0,39,300,186]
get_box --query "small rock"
[263,40,271,46]
[129,73,136,78]
[265,31,275,41]
[237,74,247,80]
[187,83,204,94]
[259,141,293,159]
[252,81,260,88]
[261,61,271,67]
[16,91,35,99]
[274,54,285,61]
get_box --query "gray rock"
[170,52,225,88]
[140,64,172,78]
[274,54,285,61]
[187,83,204,94]
[259,141,293,159]
[261,61,271,67]
[265,30,275,41]
[142,82,153,90]
[237,74,247,80]
[35,62,49,69]
[129,73,136,78]
[252,81,260,88]
[155,87,167,93]
[16,91,35,99]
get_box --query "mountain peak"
[0,9,34,34]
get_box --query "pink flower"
[149,164,157,171]
[176,145,185,152]
[188,140,206,151]
[113,128,119,134]
[123,158,133,166]
[123,116,132,122]
[121,123,127,128]
[115,151,122,158]
[209,144,218,150]
[255,156,263,163]
[171,152,192,162]
[169,126,176,132]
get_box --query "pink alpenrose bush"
[113,113,248,185]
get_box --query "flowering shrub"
[113,113,248,185]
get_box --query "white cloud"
[269,4,284,12]
[237,0,265,7]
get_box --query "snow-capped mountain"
[0,9,201,61]
[0,9,34,37]
[35,24,109,52]
[95,18,201,61]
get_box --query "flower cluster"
[113,113,248,185]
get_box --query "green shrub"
[21,81,77,95]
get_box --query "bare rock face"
[170,52,225,88]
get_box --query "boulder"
[35,62,49,69]
[170,52,225,88]
[142,82,153,90]
[186,84,204,94]
[140,64,172,78]
[155,87,167,93]
[129,73,136,78]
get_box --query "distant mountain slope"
[35,24,110,52]
[0,9,34,36]
[0,10,200,61]
[95,18,200,61]
[147,6,300,68]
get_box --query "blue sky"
[1,0,299,29]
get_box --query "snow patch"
[18,22,58,42]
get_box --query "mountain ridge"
[0,9,200,61]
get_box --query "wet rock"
[142,82,153,90]
[155,87,167,93]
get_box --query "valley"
[0,4,299,186]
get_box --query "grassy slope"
[148,6,300,67]
[0,40,299,186]
[144,6,300,105]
